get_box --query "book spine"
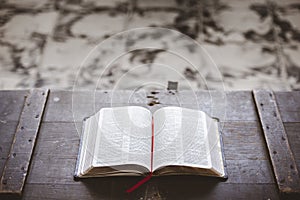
[73,117,89,180]
[151,117,154,173]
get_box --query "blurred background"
[0,0,299,91]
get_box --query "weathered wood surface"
[275,91,300,199]
[22,90,277,200]
[0,89,49,197]
[254,90,300,195]
[284,123,300,176]
[0,91,28,199]
[275,91,300,169]
[275,91,300,123]
[1,90,300,199]
[45,90,258,122]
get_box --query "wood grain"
[275,91,300,123]
[0,122,18,179]
[284,122,300,180]
[0,91,28,179]
[22,182,279,200]
[253,90,300,195]
[44,90,258,122]
[0,89,49,196]
[0,90,28,122]
[2,90,297,199]
[26,121,275,185]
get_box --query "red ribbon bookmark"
[126,118,154,193]
[126,173,153,193]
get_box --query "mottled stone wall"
[0,0,299,90]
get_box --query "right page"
[152,107,226,177]
[153,107,210,170]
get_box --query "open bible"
[74,106,227,179]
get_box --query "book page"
[93,106,152,172]
[153,107,210,171]
[81,113,100,174]
[206,116,226,177]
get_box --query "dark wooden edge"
[253,90,300,195]
[0,89,49,196]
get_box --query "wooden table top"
[0,89,299,199]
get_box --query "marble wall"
[0,0,299,91]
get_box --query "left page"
[93,106,152,174]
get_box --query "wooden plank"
[275,91,300,122]
[21,182,279,200]
[253,90,300,195]
[151,90,258,121]
[0,90,28,122]
[44,90,258,122]
[146,182,279,200]
[23,182,112,200]
[284,122,300,177]
[44,90,148,122]
[275,91,300,179]
[49,89,148,105]
[0,89,49,196]
[220,121,271,160]
[26,122,80,185]
[225,160,274,184]
[0,90,27,181]
[0,122,19,177]
[0,91,27,200]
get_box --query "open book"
[74,106,227,178]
